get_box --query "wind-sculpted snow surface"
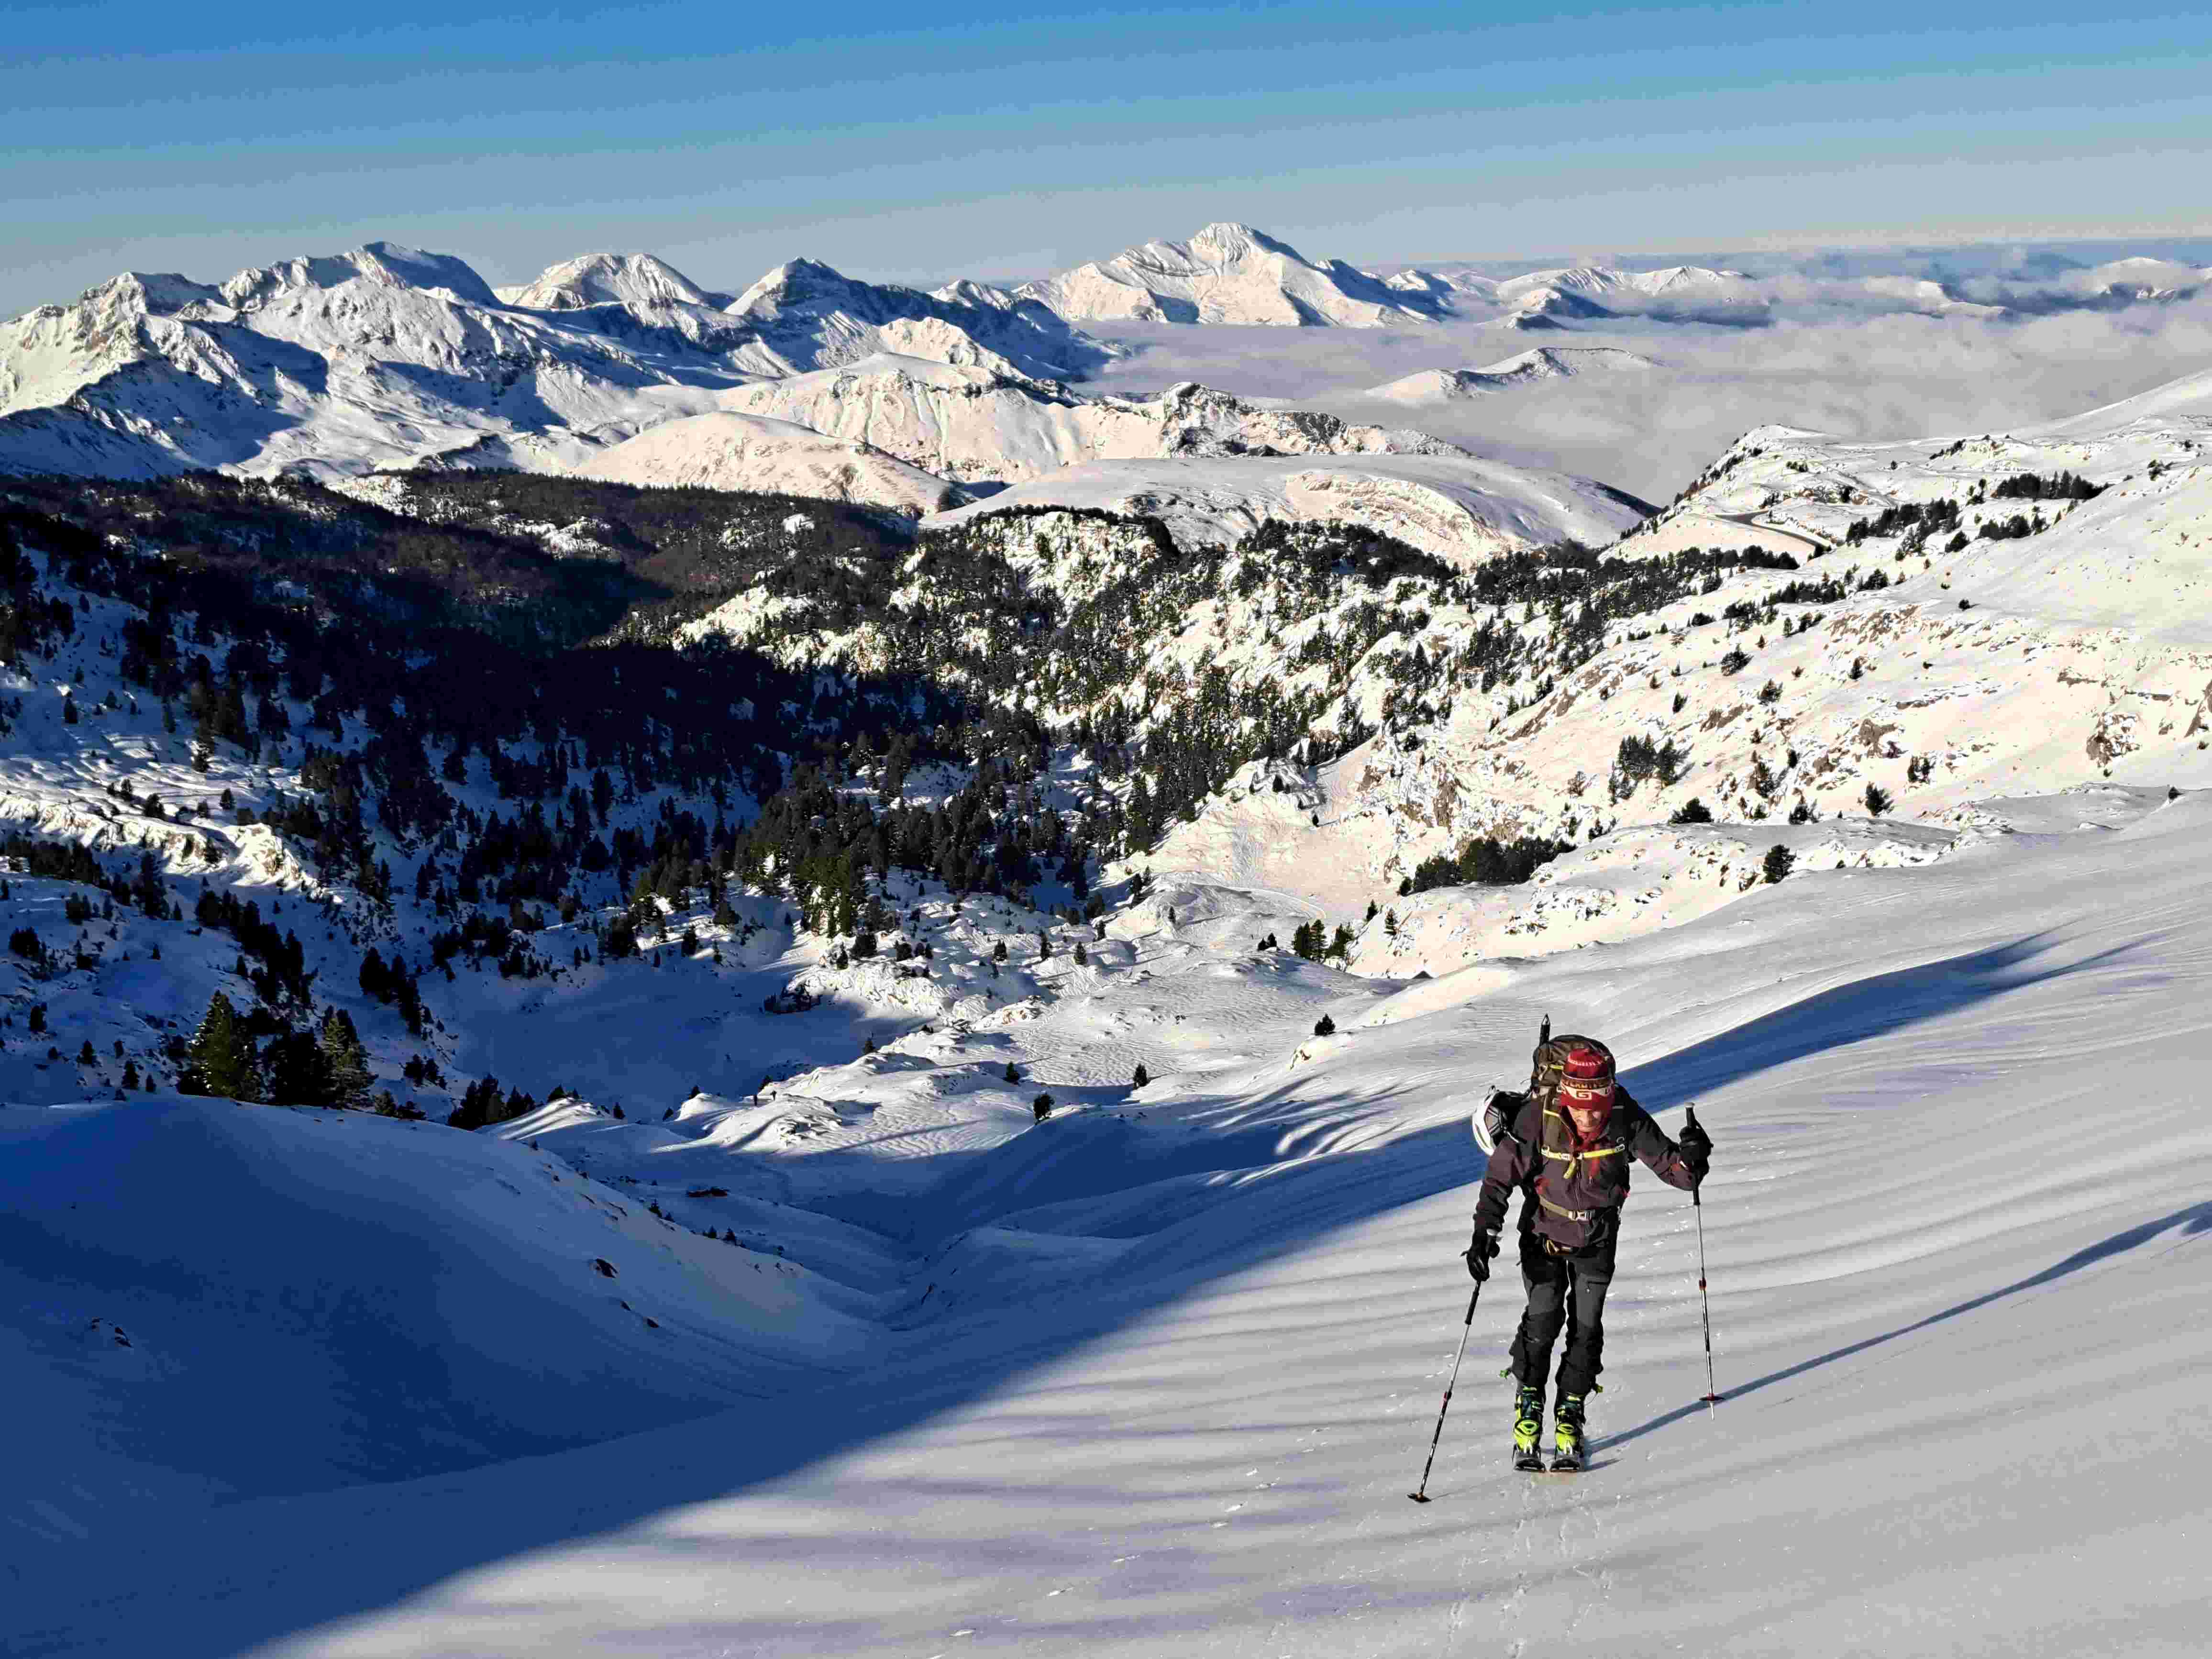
[0,1095,868,1519]
[11,789,2208,1658]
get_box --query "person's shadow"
[1604,1200,2212,1451]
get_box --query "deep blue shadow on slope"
[6,934,2120,1657]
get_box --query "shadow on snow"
[1603,1200,2212,1453]
[11,932,2150,1655]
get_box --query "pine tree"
[184,992,259,1101]
[265,1028,333,1105]
[1132,1063,1150,1088]
[1762,843,1796,884]
[319,1008,373,1105]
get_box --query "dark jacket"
[1473,1087,1699,1252]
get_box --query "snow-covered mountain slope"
[2019,360,2212,439]
[920,451,1650,564]
[1019,222,1448,327]
[1138,372,2212,924]
[571,410,968,514]
[725,257,1110,379]
[1349,811,1963,976]
[16,785,2208,1658]
[1365,346,1659,402]
[0,245,1111,483]
[0,243,736,479]
[1630,365,2212,640]
[4,329,2211,1654]
[721,354,1468,483]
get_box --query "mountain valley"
[3,216,2209,1659]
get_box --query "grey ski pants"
[1508,1228,1616,1398]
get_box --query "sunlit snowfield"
[9,786,2206,1657]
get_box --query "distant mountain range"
[0,234,1655,554]
[5,222,2210,527]
[984,222,2212,331]
[0,243,1109,483]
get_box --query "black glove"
[1679,1114,1713,1181]
[1464,1230,1500,1282]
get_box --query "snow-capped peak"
[1019,223,1447,327]
[77,270,228,319]
[727,258,861,318]
[219,242,500,310]
[497,252,718,312]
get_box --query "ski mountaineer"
[1464,1039,1711,1471]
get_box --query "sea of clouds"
[1073,241,2212,502]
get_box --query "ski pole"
[1408,1280,1482,1503]
[1687,1105,1721,1414]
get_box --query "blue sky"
[8,1,2212,314]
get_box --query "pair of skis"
[1518,1456,1584,1476]
[1515,1437,1585,1476]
